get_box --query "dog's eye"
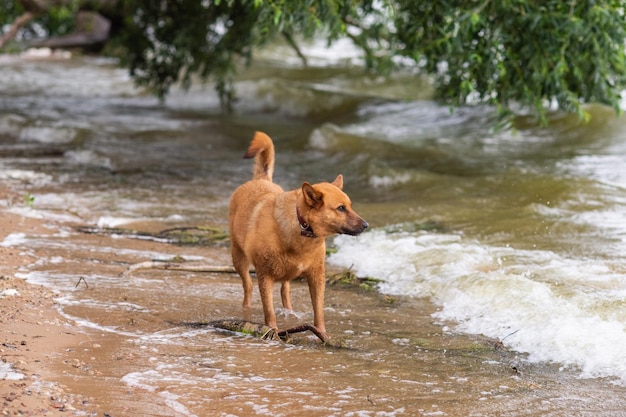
[337,205,347,213]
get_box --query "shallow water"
[2,51,626,416]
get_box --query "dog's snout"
[349,216,368,236]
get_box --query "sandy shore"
[0,186,173,417]
[4,183,626,417]
[0,190,95,416]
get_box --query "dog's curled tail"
[244,131,275,182]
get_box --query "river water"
[2,48,626,416]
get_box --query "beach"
[0,195,91,415]
[3,184,626,417]
[3,54,626,416]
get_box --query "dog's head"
[299,174,368,238]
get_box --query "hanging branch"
[0,12,35,49]
[282,30,308,66]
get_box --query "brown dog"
[229,131,368,341]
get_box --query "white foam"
[0,232,27,247]
[568,154,626,190]
[0,169,53,185]
[96,216,141,228]
[19,125,78,144]
[21,48,71,59]
[257,37,363,68]
[0,289,20,297]
[329,230,626,383]
[6,205,84,223]
[96,215,188,228]
[121,368,199,417]
[64,150,113,169]
[121,370,159,392]
[161,390,197,417]
[0,362,24,380]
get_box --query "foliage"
[39,2,79,36]
[0,0,78,40]
[23,192,35,208]
[393,0,626,123]
[0,0,23,24]
[2,0,626,121]
[115,0,369,109]
[115,0,626,121]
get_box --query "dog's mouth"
[342,229,364,236]
[340,219,369,236]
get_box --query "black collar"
[296,207,316,238]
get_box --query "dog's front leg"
[280,281,292,310]
[257,274,277,329]
[306,273,327,339]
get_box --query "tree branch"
[209,320,330,343]
[0,11,36,49]
[278,324,329,343]
[281,30,308,66]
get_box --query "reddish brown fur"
[229,131,368,340]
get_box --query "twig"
[74,276,89,289]
[492,329,520,350]
[122,261,240,277]
[76,225,228,246]
[501,329,520,342]
[77,226,171,243]
[282,31,308,66]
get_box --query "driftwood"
[122,260,239,277]
[209,320,330,344]
[77,225,228,246]
[277,324,329,343]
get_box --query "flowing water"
[2,48,626,416]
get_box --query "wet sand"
[3,182,626,417]
[0,207,90,415]
[0,189,184,416]
[2,53,626,416]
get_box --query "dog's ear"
[302,182,323,208]
[331,174,343,190]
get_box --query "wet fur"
[228,131,368,339]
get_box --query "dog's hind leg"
[232,246,254,308]
[280,281,292,311]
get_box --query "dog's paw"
[260,327,280,341]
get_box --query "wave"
[329,229,626,384]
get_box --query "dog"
[229,131,368,341]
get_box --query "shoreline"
[0,207,93,415]
[0,186,224,416]
[3,184,626,416]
